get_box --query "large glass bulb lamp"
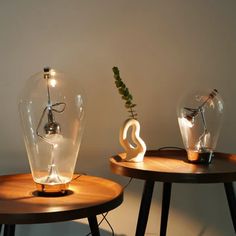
[177,89,224,164]
[19,67,85,193]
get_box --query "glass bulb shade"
[19,68,85,193]
[177,89,224,163]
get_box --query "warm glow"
[181,117,194,128]
[49,78,57,87]
[196,132,211,150]
[45,133,63,146]
[50,69,56,76]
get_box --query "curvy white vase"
[119,118,146,162]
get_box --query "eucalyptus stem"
[112,66,137,119]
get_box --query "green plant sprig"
[112,66,137,119]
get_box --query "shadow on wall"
[0,150,30,175]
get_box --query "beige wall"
[0,0,236,235]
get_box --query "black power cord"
[157,146,185,151]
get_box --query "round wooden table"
[0,173,123,236]
[110,149,236,236]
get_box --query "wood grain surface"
[110,150,236,183]
[0,174,123,224]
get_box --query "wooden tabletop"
[0,174,123,224]
[110,150,236,183]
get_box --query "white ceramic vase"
[119,118,146,162]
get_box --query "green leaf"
[123,88,129,96]
[121,83,126,89]
[112,66,138,118]
[114,75,120,80]
[119,88,125,95]
[115,80,123,88]
[112,67,119,75]
[128,94,133,100]
[130,104,136,108]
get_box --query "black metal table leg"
[135,180,155,236]
[3,224,15,236]
[160,182,172,236]
[88,216,100,236]
[224,182,236,232]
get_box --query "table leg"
[160,182,172,236]
[224,182,236,232]
[135,180,155,236]
[88,216,100,236]
[3,224,15,236]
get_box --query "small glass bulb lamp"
[19,67,85,193]
[177,89,224,164]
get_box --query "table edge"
[110,150,236,183]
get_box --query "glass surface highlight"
[177,89,223,164]
[19,68,85,193]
